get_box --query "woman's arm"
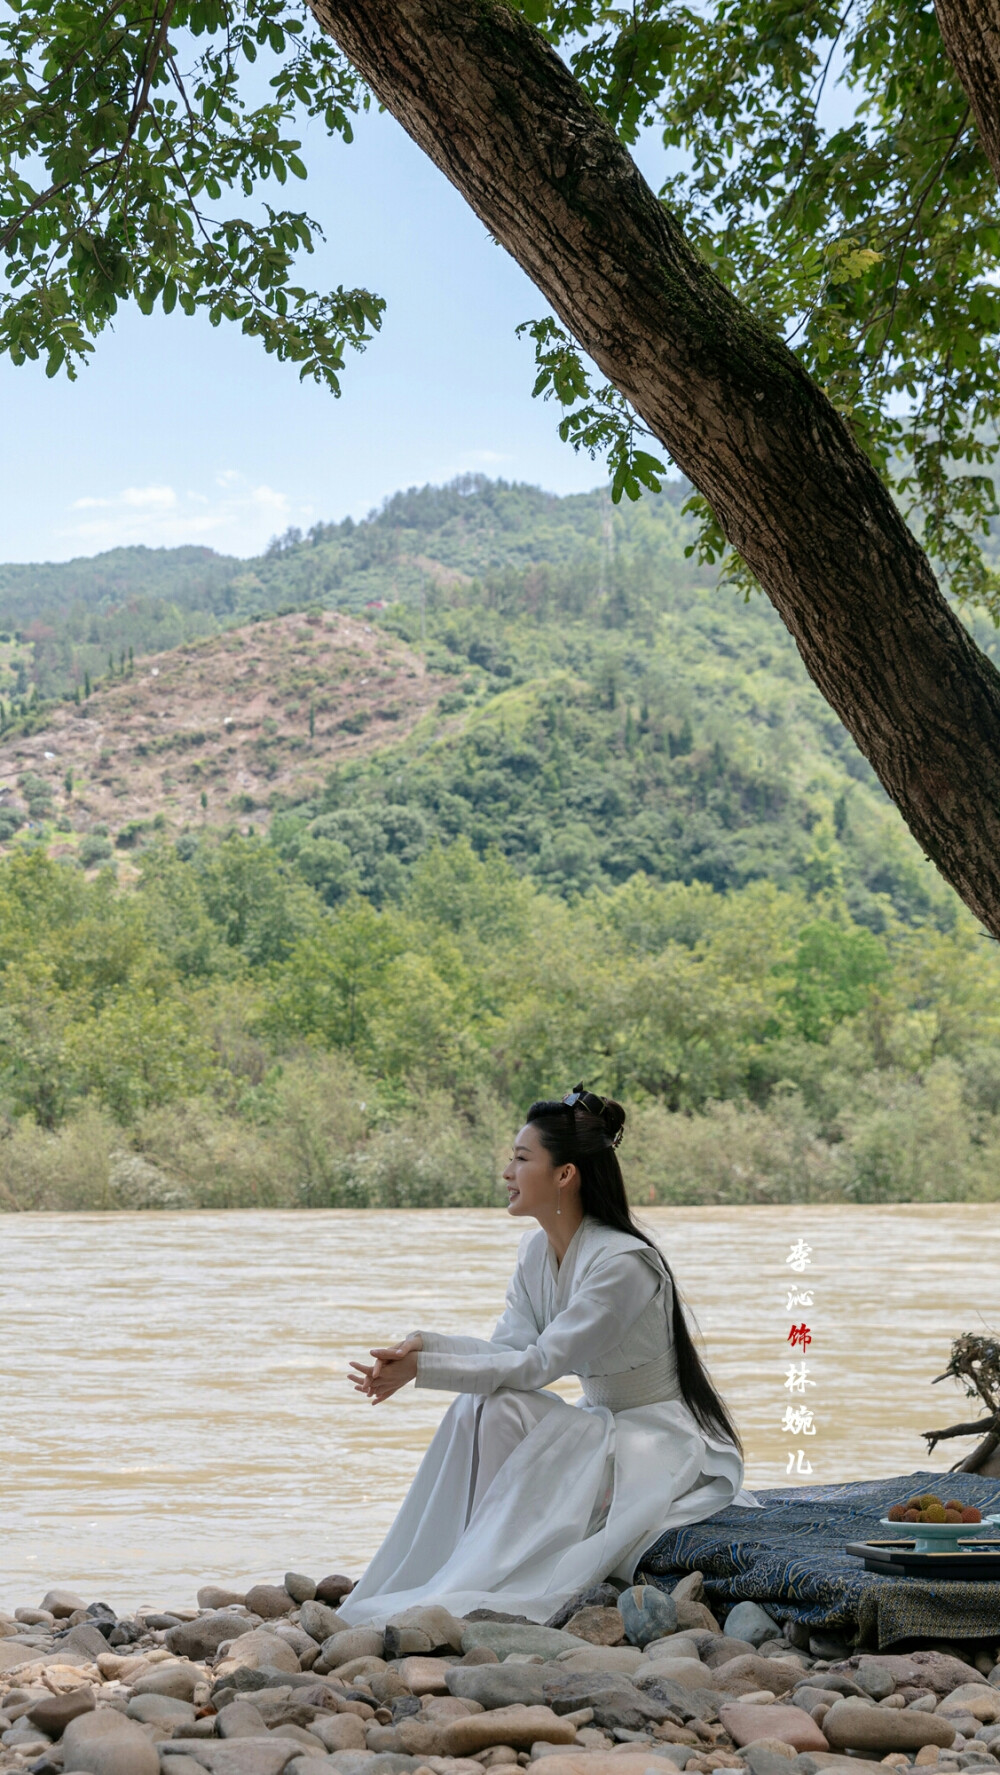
[415,1252,660,1396]
[348,1255,543,1404]
[409,1256,541,1360]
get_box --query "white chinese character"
[785,1285,814,1310]
[786,1449,814,1475]
[785,1239,813,1272]
[784,1362,816,1394]
[781,1406,817,1435]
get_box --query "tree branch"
[869,107,971,368]
[309,0,1000,936]
[922,1414,998,1453]
[0,174,78,254]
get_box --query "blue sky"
[0,105,622,565]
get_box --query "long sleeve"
[408,1252,541,1363]
[413,1252,661,1396]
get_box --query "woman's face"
[502,1122,574,1220]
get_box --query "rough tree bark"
[924,1413,1000,1475]
[308,0,1000,935]
[954,1426,1000,1476]
[935,0,1000,184]
[926,1336,1000,1475]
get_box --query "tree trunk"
[954,1418,1000,1474]
[309,0,1000,936]
[935,0,1000,184]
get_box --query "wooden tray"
[846,1538,1000,1579]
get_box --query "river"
[3,1203,994,1612]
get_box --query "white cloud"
[122,485,177,509]
[250,484,290,513]
[71,484,177,512]
[61,473,312,557]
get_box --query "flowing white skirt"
[339,1385,749,1626]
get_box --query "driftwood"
[923,1416,998,1451]
[922,1333,1000,1475]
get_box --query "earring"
[556,1191,562,1216]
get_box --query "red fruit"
[961,1506,982,1524]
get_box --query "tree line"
[2,835,998,1211]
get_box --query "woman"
[341,1087,752,1625]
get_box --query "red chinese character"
[787,1323,812,1351]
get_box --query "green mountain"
[0,476,977,934]
[2,476,999,1214]
[287,565,951,934]
[0,543,242,624]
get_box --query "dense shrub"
[79,834,113,866]
[0,839,998,1209]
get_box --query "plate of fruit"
[879,1493,998,1553]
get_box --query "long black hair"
[526,1094,743,1454]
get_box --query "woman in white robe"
[342,1087,750,1626]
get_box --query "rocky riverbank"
[2,1574,999,1775]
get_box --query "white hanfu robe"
[340,1216,749,1626]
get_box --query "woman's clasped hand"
[349,1333,423,1404]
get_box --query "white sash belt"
[580,1350,681,1412]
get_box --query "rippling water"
[3,1204,994,1612]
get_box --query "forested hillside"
[0,477,965,930]
[1,477,998,1211]
[1,477,667,694]
[11,475,1000,704]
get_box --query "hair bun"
[562,1084,626,1148]
[600,1098,626,1147]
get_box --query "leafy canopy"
[517,0,1000,606]
[0,0,381,383]
[3,0,1000,600]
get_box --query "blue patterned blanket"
[637,1470,1000,1648]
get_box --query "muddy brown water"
[3,1204,995,1611]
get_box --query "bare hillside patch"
[0,610,445,847]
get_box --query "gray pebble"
[284,1576,317,1606]
[167,1612,254,1662]
[216,1700,270,1739]
[299,1604,346,1647]
[62,1707,159,1775]
[40,1590,87,1619]
[744,1749,802,1775]
[855,1660,897,1701]
[616,1586,677,1649]
[722,1603,782,1647]
[458,1622,587,1661]
[127,1696,196,1726]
